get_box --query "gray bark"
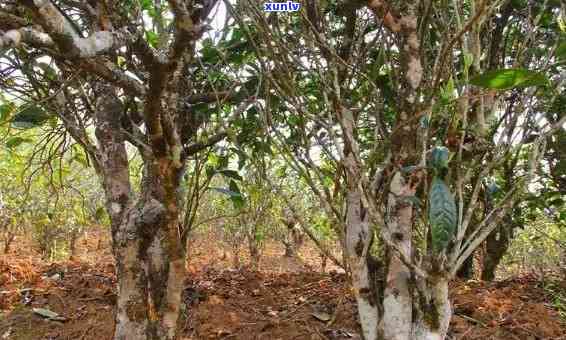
[94,84,186,340]
[382,172,414,340]
[345,185,380,340]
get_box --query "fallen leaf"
[311,311,331,322]
[32,307,67,321]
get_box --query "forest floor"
[0,229,565,340]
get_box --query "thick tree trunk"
[343,183,453,340]
[381,173,452,340]
[232,244,242,269]
[282,220,303,258]
[111,183,186,340]
[113,213,148,339]
[94,85,186,340]
[412,277,451,340]
[283,231,302,257]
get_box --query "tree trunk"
[232,247,241,269]
[411,277,451,340]
[283,239,295,257]
[112,201,186,340]
[69,229,79,260]
[108,178,186,340]
[248,234,261,270]
[282,220,302,257]
[344,186,380,340]
[381,172,415,340]
[481,223,511,281]
[337,163,454,340]
[381,173,452,340]
[320,253,327,273]
[3,231,15,254]
[456,253,474,279]
[94,85,186,340]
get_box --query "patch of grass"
[542,279,566,323]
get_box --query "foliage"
[429,177,458,253]
[0,112,105,258]
[543,279,566,322]
[470,69,548,90]
[500,216,565,276]
[0,0,565,338]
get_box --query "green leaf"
[218,169,243,181]
[556,41,566,61]
[5,136,31,149]
[419,116,429,128]
[211,182,245,209]
[429,177,457,252]
[470,68,548,90]
[201,43,222,64]
[139,0,153,10]
[510,0,527,9]
[145,31,159,48]
[210,187,243,198]
[72,152,89,167]
[94,207,107,221]
[275,166,287,178]
[11,105,49,129]
[375,74,394,105]
[0,102,15,122]
[440,78,456,104]
[430,146,450,170]
[205,165,215,179]
[486,181,500,196]
[463,52,474,71]
[228,180,245,209]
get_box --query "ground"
[0,229,565,340]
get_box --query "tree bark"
[110,163,186,340]
[283,240,295,257]
[68,229,79,260]
[344,185,380,340]
[248,232,261,269]
[342,182,453,340]
[282,218,303,258]
[456,254,474,279]
[94,84,186,340]
[481,223,511,281]
[412,277,451,340]
[382,172,415,340]
[3,232,14,254]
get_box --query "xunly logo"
[264,1,301,12]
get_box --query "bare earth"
[0,229,564,340]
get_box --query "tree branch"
[22,0,131,58]
[0,27,53,49]
[183,98,254,157]
[0,11,29,30]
